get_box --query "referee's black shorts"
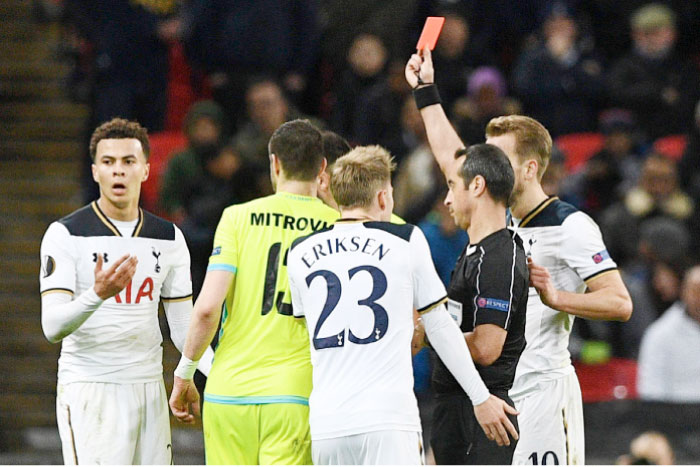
[430,390,519,465]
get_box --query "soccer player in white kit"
[406,49,633,465]
[39,118,213,464]
[287,145,519,465]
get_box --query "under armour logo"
[152,247,161,273]
[92,252,108,263]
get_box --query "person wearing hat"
[607,3,700,141]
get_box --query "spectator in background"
[64,0,180,202]
[607,3,700,141]
[608,218,690,359]
[572,217,689,362]
[637,265,700,403]
[430,10,495,113]
[180,0,319,128]
[512,2,605,137]
[575,109,643,220]
[617,431,675,465]
[160,100,228,222]
[539,145,582,207]
[353,60,414,162]
[418,193,469,286]
[453,66,521,146]
[392,96,443,224]
[159,101,254,295]
[177,144,252,297]
[679,100,700,203]
[330,34,389,143]
[600,153,696,268]
[320,0,416,72]
[232,77,321,196]
[65,0,177,132]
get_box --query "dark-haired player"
[169,119,338,464]
[40,118,213,464]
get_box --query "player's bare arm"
[464,324,508,366]
[93,253,138,300]
[170,269,234,424]
[528,258,632,321]
[405,48,465,175]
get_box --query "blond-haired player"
[288,145,519,465]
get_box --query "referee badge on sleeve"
[592,249,611,264]
[211,246,222,256]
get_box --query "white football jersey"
[288,220,447,440]
[510,197,617,399]
[39,202,192,384]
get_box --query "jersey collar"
[91,201,144,237]
[517,196,558,228]
[276,191,319,202]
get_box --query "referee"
[407,54,528,464]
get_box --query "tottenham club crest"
[526,237,537,257]
[152,247,161,273]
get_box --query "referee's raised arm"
[405,47,465,176]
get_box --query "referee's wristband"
[413,84,441,110]
[174,355,199,380]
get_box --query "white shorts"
[511,372,584,465]
[312,430,424,465]
[56,380,172,465]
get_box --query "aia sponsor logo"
[113,277,155,304]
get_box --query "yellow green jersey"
[205,192,339,405]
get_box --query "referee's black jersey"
[432,228,528,395]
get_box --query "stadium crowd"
[40,0,700,462]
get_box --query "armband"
[413,84,441,110]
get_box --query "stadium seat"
[141,131,187,217]
[164,43,198,132]
[574,358,638,403]
[555,132,605,173]
[653,134,687,161]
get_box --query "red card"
[416,16,445,51]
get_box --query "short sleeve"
[207,206,240,274]
[473,241,523,329]
[410,228,448,314]
[161,226,193,301]
[561,212,617,282]
[39,222,77,295]
[289,268,305,318]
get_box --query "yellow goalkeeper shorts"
[202,400,311,465]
